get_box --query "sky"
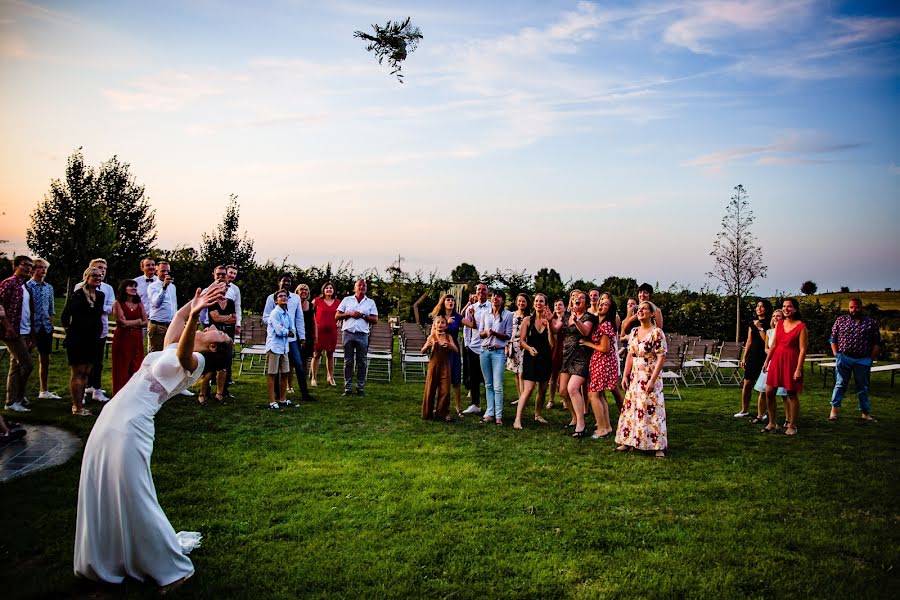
[1,0,898,295]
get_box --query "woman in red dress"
[110,279,147,396]
[311,281,339,386]
[762,298,807,436]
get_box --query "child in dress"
[421,316,459,421]
[751,310,788,425]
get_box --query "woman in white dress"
[74,284,232,588]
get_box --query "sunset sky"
[1,0,898,294]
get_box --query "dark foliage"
[353,17,422,82]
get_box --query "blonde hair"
[82,266,101,281]
[295,284,310,294]
[89,258,107,267]
[770,309,784,328]
[33,258,49,269]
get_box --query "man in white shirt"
[134,257,158,341]
[461,283,491,414]
[225,264,242,338]
[74,258,115,402]
[262,273,313,401]
[336,279,378,396]
[147,261,177,353]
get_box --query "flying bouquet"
[353,17,423,83]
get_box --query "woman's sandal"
[571,429,586,439]
[750,415,766,424]
[534,416,548,424]
[614,445,632,452]
[545,401,555,410]
[198,396,208,408]
[655,450,667,459]
[456,411,464,418]
[215,394,227,405]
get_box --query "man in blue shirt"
[26,258,61,400]
[265,289,295,409]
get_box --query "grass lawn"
[1,344,898,599]
[809,291,900,312]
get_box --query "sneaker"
[5,402,31,412]
[462,404,482,415]
[93,389,110,402]
[20,397,31,406]
[0,429,27,442]
[341,390,353,397]
[356,390,365,397]
[71,407,93,417]
[269,401,280,410]
[38,391,62,400]
[282,399,293,407]
[733,411,750,418]
[179,389,195,396]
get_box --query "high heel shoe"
[571,429,586,439]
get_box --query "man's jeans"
[6,335,34,404]
[831,353,873,414]
[480,348,506,419]
[342,331,369,392]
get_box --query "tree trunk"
[735,294,741,342]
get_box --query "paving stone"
[0,425,82,483]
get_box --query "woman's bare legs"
[567,375,587,434]
[514,380,536,429]
[70,364,91,413]
[589,391,613,436]
[310,351,321,386]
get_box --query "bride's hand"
[190,283,225,316]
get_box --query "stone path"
[0,424,82,483]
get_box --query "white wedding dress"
[74,344,204,586]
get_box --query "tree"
[354,17,423,82]
[707,184,768,342]
[800,280,818,295]
[534,267,565,301]
[26,149,118,293]
[450,262,479,288]
[96,155,157,278]
[599,275,638,298]
[200,194,256,274]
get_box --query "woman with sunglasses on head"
[110,279,148,397]
[430,293,464,417]
[62,267,106,416]
[551,290,597,438]
[735,299,772,418]
[311,281,338,386]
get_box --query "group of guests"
[735,297,882,433]
[259,276,378,409]
[421,282,670,458]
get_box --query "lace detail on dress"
[141,369,170,406]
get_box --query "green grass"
[1,347,898,599]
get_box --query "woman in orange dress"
[421,315,459,421]
[311,281,339,386]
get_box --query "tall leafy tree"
[800,280,818,295]
[450,262,479,288]
[96,155,157,278]
[707,184,767,341]
[199,194,256,274]
[27,149,118,292]
[534,267,565,301]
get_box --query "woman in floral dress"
[616,301,668,457]
[582,297,618,438]
[506,293,528,398]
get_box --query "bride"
[74,283,233,588]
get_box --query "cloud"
[103,71,226,111]
[890,164,900,175]
[662,0,814,54]
[828,16,900,47]
[685,130,863,171]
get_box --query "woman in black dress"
[513,294,555,430]
[735,299,772,418]
[198,293,236,405]
[551,290,597,437]
[62,267,105,416]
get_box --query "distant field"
[808,291,900,311]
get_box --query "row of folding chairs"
[662,335,745,392]
[399,322,429,382]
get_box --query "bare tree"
[707,185,768,341]
[354,17,422,82]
